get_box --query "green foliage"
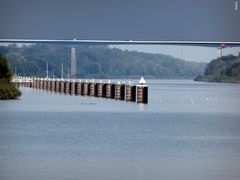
[0,79,21,99]
[0,56,21,99]
[0,44,206,79]
[195,54,240,83]
[0,55,12,80]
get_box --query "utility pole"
[46,62,49,78]
[52,68,55,78]
[61,62,64,79]
[67,69,70,79]
[14,66,17,76]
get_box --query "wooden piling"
[83,80,89,96]
[59,80,64,93]
[89,80,97,96]
[47,79,51,91]
[96,80,103,97]
[36,78,39,89]
[43,79,47,90]
[106,80,114,98]
[39,78,43,89]
[55,79,60,92]
[32,78,36,88]
[50,79,55,91]
[136,77,148,104]
[64,80,70,94]
[115,82,125,100]
[76,80,82,95]
[70,80,76,95]
[125,83,136,102]
[136,85,148,104]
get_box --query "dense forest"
[0,55,21,99]
[0,44,206,79]
[195,53,240,83]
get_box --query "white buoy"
[139,77,146,85]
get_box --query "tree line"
[195,53,240,83]
[0,44,206,79]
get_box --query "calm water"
[0,80,240,180]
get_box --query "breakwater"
[12,77,148,104]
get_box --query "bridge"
[1,39,240,47]
[4,39,240,104]
[1,39,240,78]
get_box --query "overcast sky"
[0,0,239,62]
[111,45,240,62]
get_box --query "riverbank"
[194,75,240,83]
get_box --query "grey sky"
[0,0,239,41]
[111,45,240,62]
[0,0,239,62]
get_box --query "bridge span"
[2,39,240,78]
[1,39,240,47]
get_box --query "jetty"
[12,76,148,104]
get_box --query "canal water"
[0,80,240,180]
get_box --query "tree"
[0,55,21,99]
[0,55,12,81]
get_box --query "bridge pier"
[70,47,77,78]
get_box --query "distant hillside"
[0,44,206,79]
[195,54,240,83]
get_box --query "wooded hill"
[195,53,240,83]
[0,44,206,79]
